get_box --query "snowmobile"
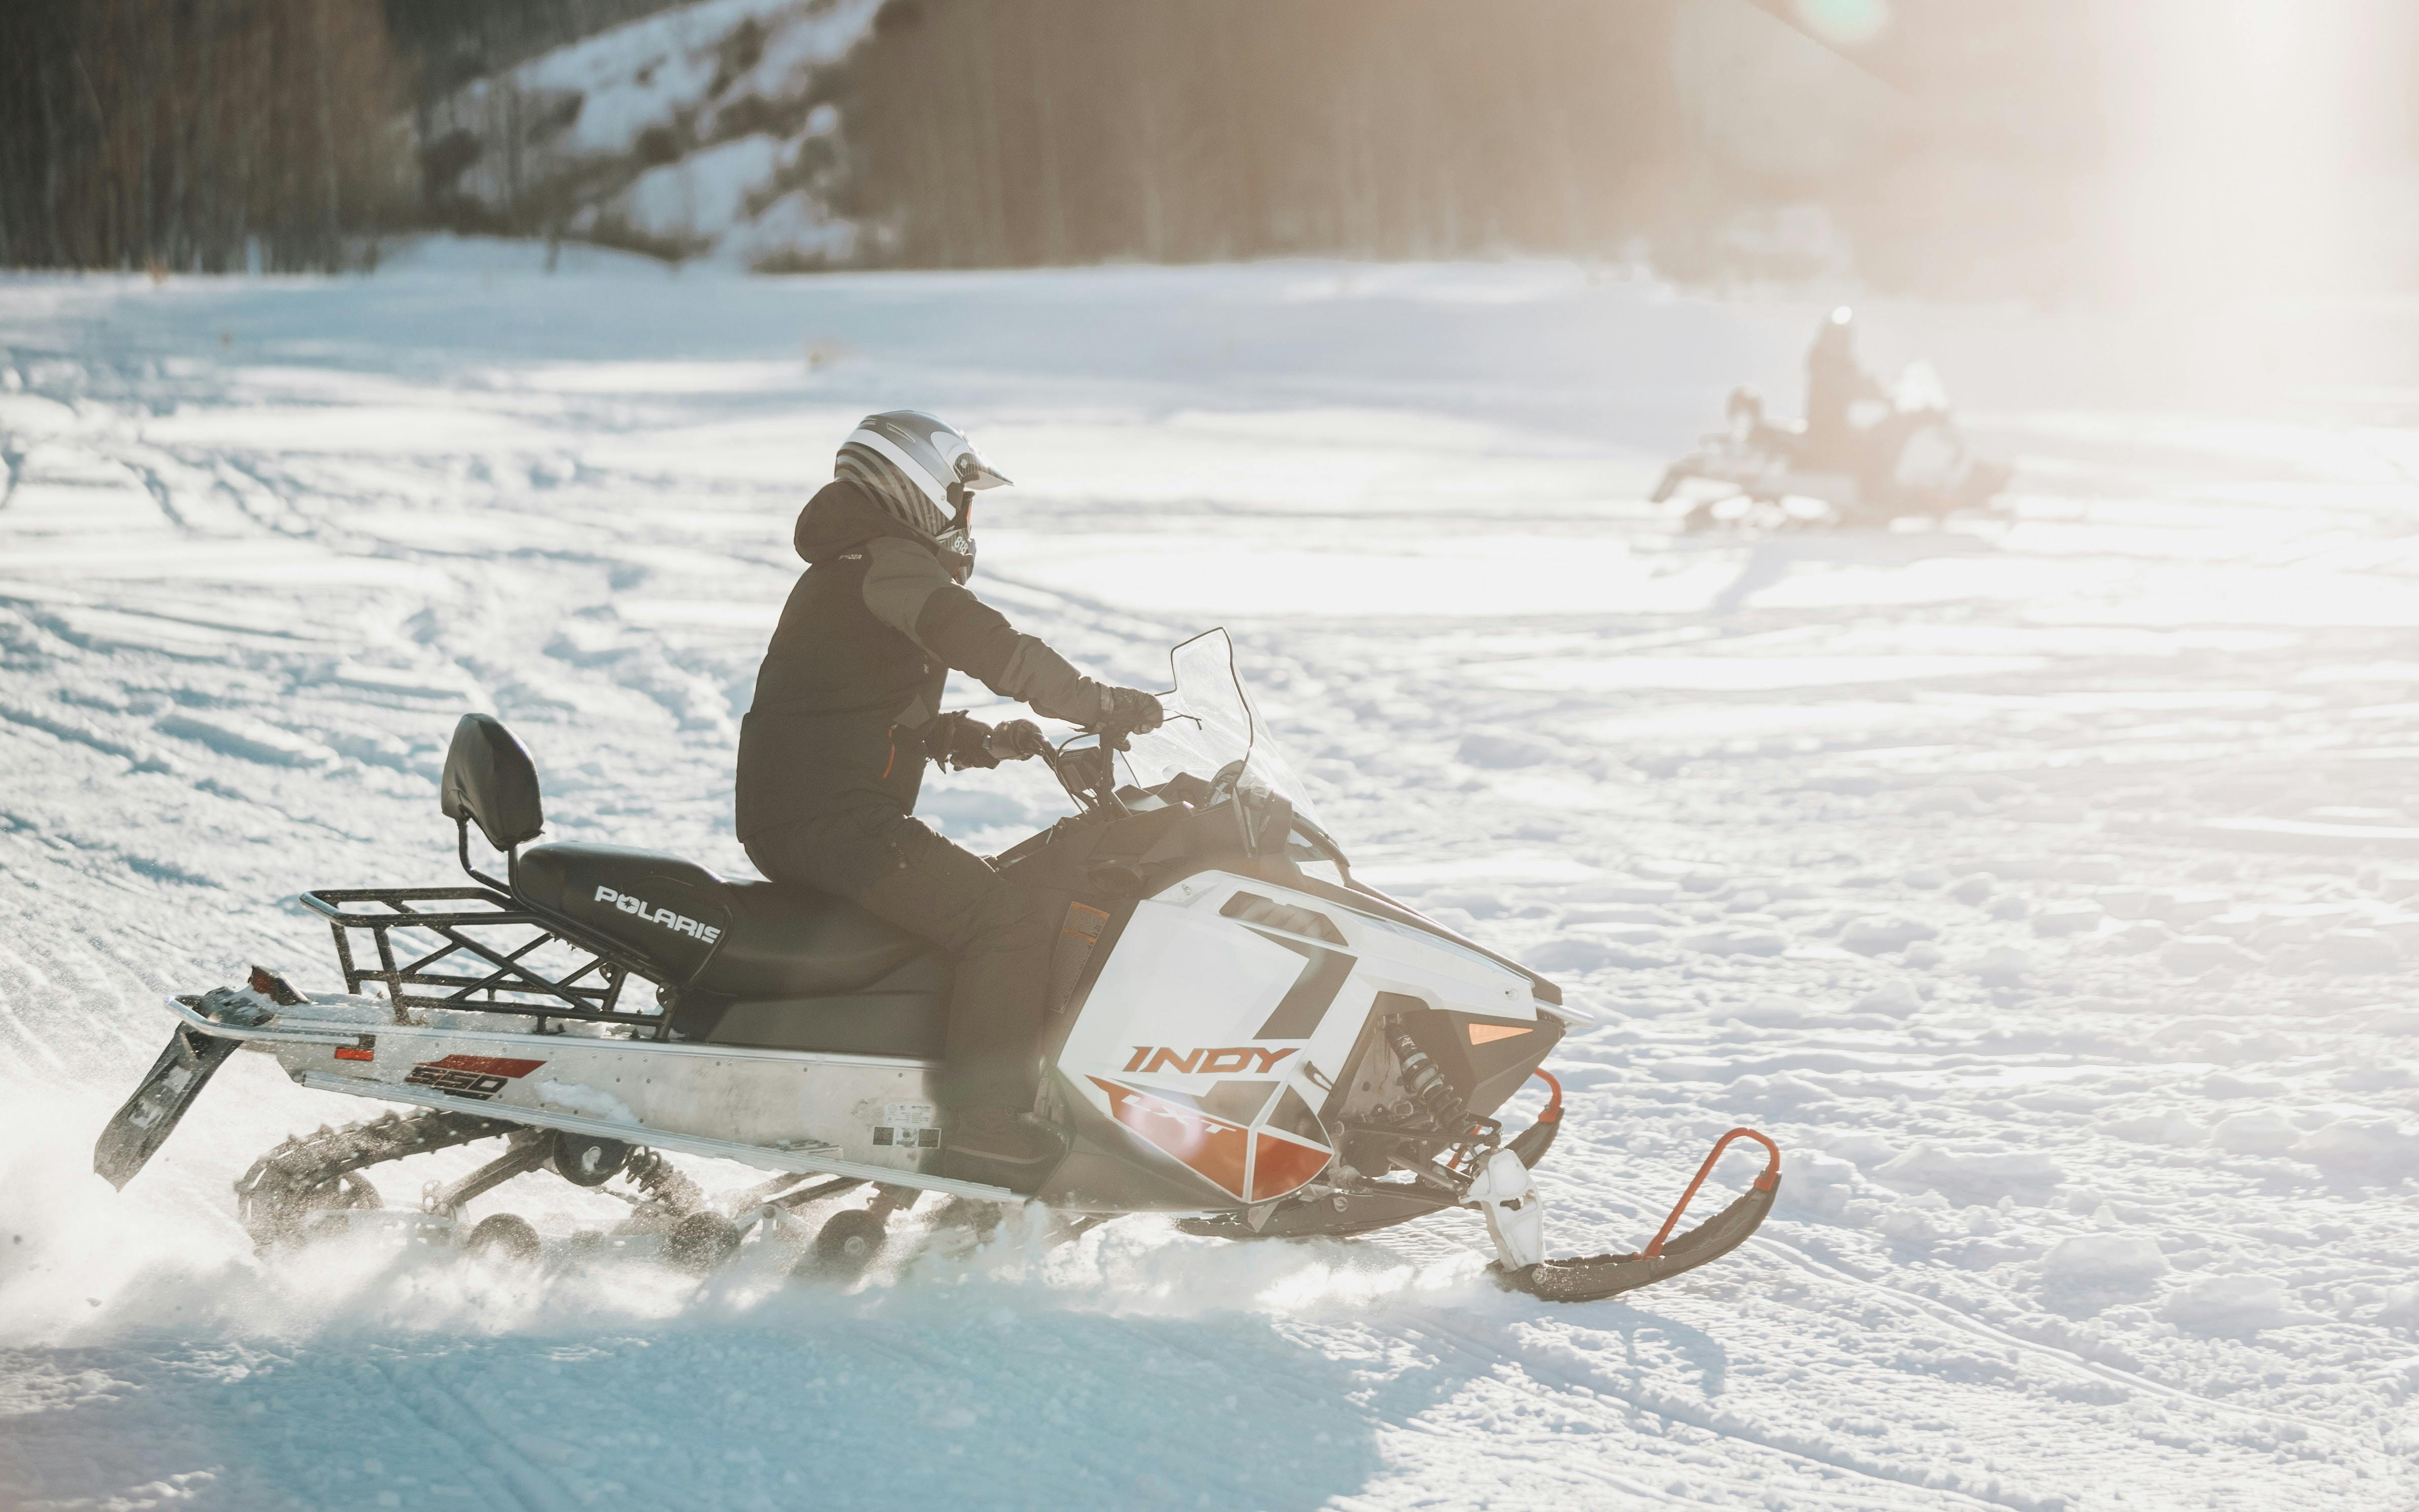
[95,630,1781,1300]
[1654,368,2010,533]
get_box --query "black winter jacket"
[734,481,1105,839]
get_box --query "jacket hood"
[792,479,936,565]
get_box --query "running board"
[293,1071,1020,1204]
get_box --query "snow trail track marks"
[5,252,2419,1510]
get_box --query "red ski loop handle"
[1642,1127,1781,1259]
[1531,1069,1563,1123]
[1451,1069,1567,1174]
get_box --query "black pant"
[744,804,1053,1111]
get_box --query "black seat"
[515,843,734,988]
[440,712,951,1059]
[514,843,931,997]
[512,841,950,1058]
[709,880,934,1000]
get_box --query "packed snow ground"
[4,242,2419,1510]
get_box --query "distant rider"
[1803,306,1886,473]
[734,412,1164,1186]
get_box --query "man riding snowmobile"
[95,419,1788,1293]
[1653,306,2008,529]
[1802,305,1887,473]
[734,411,1165,1188]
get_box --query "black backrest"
[441,713,544,850]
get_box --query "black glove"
[985,718,1048,761]
[924,711,998,771]
[1096,685,1165,734]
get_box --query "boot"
[944,1105,1067,1193]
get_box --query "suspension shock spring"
[1388,1028,1465,1129]
[621,1147,707,1218]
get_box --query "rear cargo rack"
[300,886,668,1035]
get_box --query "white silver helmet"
[835,410,1010,581]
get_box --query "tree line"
[1,0,1711,275]
[0,0,2101,290]
[2,0,414,272]
[832,0,1688,269]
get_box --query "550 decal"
[404,1054,545,1101]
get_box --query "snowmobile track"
[1407,1305,2044,1512]
[1742,1232,2400,1473]
[1564,1167,2396,1477]
[376,1356,585,1512]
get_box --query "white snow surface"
[5,241,2419,1508]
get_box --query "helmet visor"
[848,411,1012,513]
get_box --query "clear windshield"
[1117,629,1344,866]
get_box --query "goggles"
[937,484,978,584]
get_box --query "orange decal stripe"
[1088,1076,1251,1199]
[1468,1023,1532,1046]
[1248,1129,1333,1202]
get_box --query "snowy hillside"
[4,243,2419,1509]
[426,0,879,265]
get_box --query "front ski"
[1499,1128,1781,1303]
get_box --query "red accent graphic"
[424,1054,544,1078]
[1089,1077,1333,1203]
[1090,1077,1250,1198]
[334,1046,373,1062]
[1248,1130,1331,1201]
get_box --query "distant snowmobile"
[94,630,1781,1301]
[1654,368,2011,532]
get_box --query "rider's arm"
[858,537,1104,723]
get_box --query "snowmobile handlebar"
[1034,728,1129,816]
[1033,708,1193,813]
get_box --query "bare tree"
[1,0,406,272]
